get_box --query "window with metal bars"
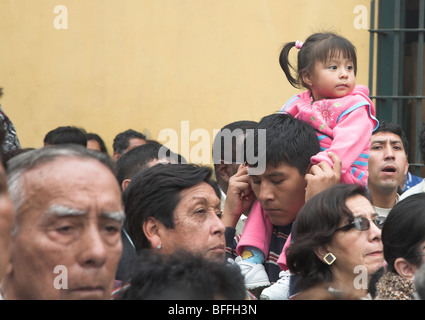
[369,0,425,176]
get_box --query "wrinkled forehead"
[28,156,113,179]
[345,194,376,218]
[178,182,221,206]
[21,157,121,206]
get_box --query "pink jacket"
[280,85,378,185]
[236,85,378,270]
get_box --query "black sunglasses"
[335,216,386,232]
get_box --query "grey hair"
[7,144,116,225]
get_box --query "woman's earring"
[324,253,336,265]
[156,244,162,250]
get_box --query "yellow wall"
[0,0,372,163]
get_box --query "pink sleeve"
[277,232,291,271]
[311,106,374,175]
[236,200,273,257]
[281,102,299,117]
[279,94,302,117]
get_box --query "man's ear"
[121,179,131,191]
[394,257,417,280]
[113,152,121,162]
[403,161,409,176]
[142,217,162,250]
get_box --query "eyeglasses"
[335,216,386,232]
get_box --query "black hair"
[279,32,357,90]
[43,126,87,147]
[115,142,175,186]
[119,249,246,300]
[382,193,425,273]
[112,129,147,154]
[123,163,220,252]
[212,120,258,168]
[372,120,409,156]
[244,113,320,176]
[86,132,108,154]
[286,184,370,291]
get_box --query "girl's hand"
[305,152,342,201]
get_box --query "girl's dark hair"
[382,193,425,273]
[286,183,369,290]
[279,32,357,90]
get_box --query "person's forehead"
[178,182,220,204]
[33,156,108,172]
[346,194,375,217]
[370,131,402,144]
[127,138,146,148]
[24,157,118,193]
[87,139,101,150]
[251,162,301,178]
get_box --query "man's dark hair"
[119,249,246,300]
[43,126,87,147]
[244,113,320,176]
[372,120,409,155]
[116,143,164,186]
[212,120,258,173]
[112,129,146,154]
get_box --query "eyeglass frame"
[335,215,386,232]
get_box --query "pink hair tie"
[295,40,303,49]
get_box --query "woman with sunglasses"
[372,193,425,300]
[285,183,385,299]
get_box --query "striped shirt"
[225,224,292,283]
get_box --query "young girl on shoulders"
[236,32,379,300]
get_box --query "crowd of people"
[0,31,425,301]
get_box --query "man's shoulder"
[400,179,425,201]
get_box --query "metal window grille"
[369,0,425,175]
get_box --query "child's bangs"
[314,37,357,72]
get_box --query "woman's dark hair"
[123,163,220,253]
[87,132,108,154]
[279,32,357,90]
[382,193,425,273]
[286,183,369,290]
